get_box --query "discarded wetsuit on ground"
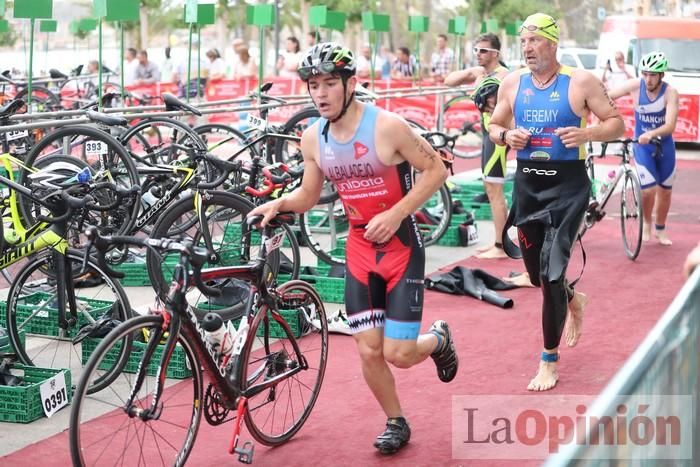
[425,267,522,309]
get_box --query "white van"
[597,15,700,142]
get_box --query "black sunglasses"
[298,61,338,80]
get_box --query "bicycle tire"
[17,125,141,238]
[120,116,206,166]
[620,168,643,260]
[6,248,132,393]
[146,191,284,319]
[272,107,338,204]
[69,314,203,467]
[417,183,453,247]
[298,199,348,266]
[441,95,483,159]
[239,279,328,446]
[15,85,61,112]
[193,123,250,159]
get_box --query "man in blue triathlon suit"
[445,33,510,259]
[248,43,458,454]
[608,52,679,246]
[488,13,624,391]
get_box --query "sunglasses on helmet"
[298,61,339,80]
[519,21,558,35]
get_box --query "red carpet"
[4,163,699,466]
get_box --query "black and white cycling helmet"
[297,42,356,81]
[28,161,92,189]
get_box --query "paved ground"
[1,145,698,461]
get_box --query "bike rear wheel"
[239,280,328,446]
[441,95,482,159]
[5,249,132,393]
[620,168,643,260]
[69,314,203,467]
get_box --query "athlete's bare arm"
[607,77,640,100]
[444,66,486,87]
[640,85,679,143]
[488,72,531,150]
[248,122,326,226]
[363,113,448,244]
[556,70,624,148]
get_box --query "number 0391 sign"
[39,371,69,418]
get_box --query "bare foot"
[655,230,673,246]
[527,360,559,391]
[476,246,509,259]
[642,225,651,242]
[564,292,587,347]
[501,272,536,287]
[476,244,493,253]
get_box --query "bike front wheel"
[69,314,203,467]
[620,168,643,260]
[239,280,328,446]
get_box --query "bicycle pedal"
[235,441,255,464]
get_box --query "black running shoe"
[429,320,458,383]
[374,417,411,455]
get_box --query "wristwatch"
[499,129,508,144]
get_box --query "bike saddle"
[162,93,202,116]
[85,109,128,127]
[0,99,25,119]
[49,68,68,80]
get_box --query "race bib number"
[6,129,29,141]
[246,114,268,132]
[265,232,285,252]
[85,140,108,156]
[39,371,69,418]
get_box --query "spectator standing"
[430,34,455,81]
[134,50,161,85]
[356,44,384,79]
[277,36,302,78]
[206,48,227,81]
[122,47,139,86]
[391,47,416,79]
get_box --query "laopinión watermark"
[452,395,692,460]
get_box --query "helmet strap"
[319,76,355,143]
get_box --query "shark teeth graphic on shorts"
[347,309,385,333]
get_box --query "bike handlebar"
[83,226,220,297]
[592,137,662,158]
[35,183,140,224]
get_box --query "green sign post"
[448,16,466,70]
[184,0,198,103]
[195,4,215,100]
[246,4,275,101]
[362,12,390,91]
[93,0,140,109]
[39,20,57,75]
[309,6,346,42]
[14,0,54,112]
[408,16,428,85]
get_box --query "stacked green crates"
[0,365,72,423]
[2,292,115,338]
[81,336,192,379]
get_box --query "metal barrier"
[0,84,472,134]
[544,267,700,466]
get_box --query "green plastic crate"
[420,224,464,247]
[0,365,72,423]
[0,329,25,354]
[112,259,151,286]
[299,274,345,303]
[5,292,115,338]
[81,336,192,379]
